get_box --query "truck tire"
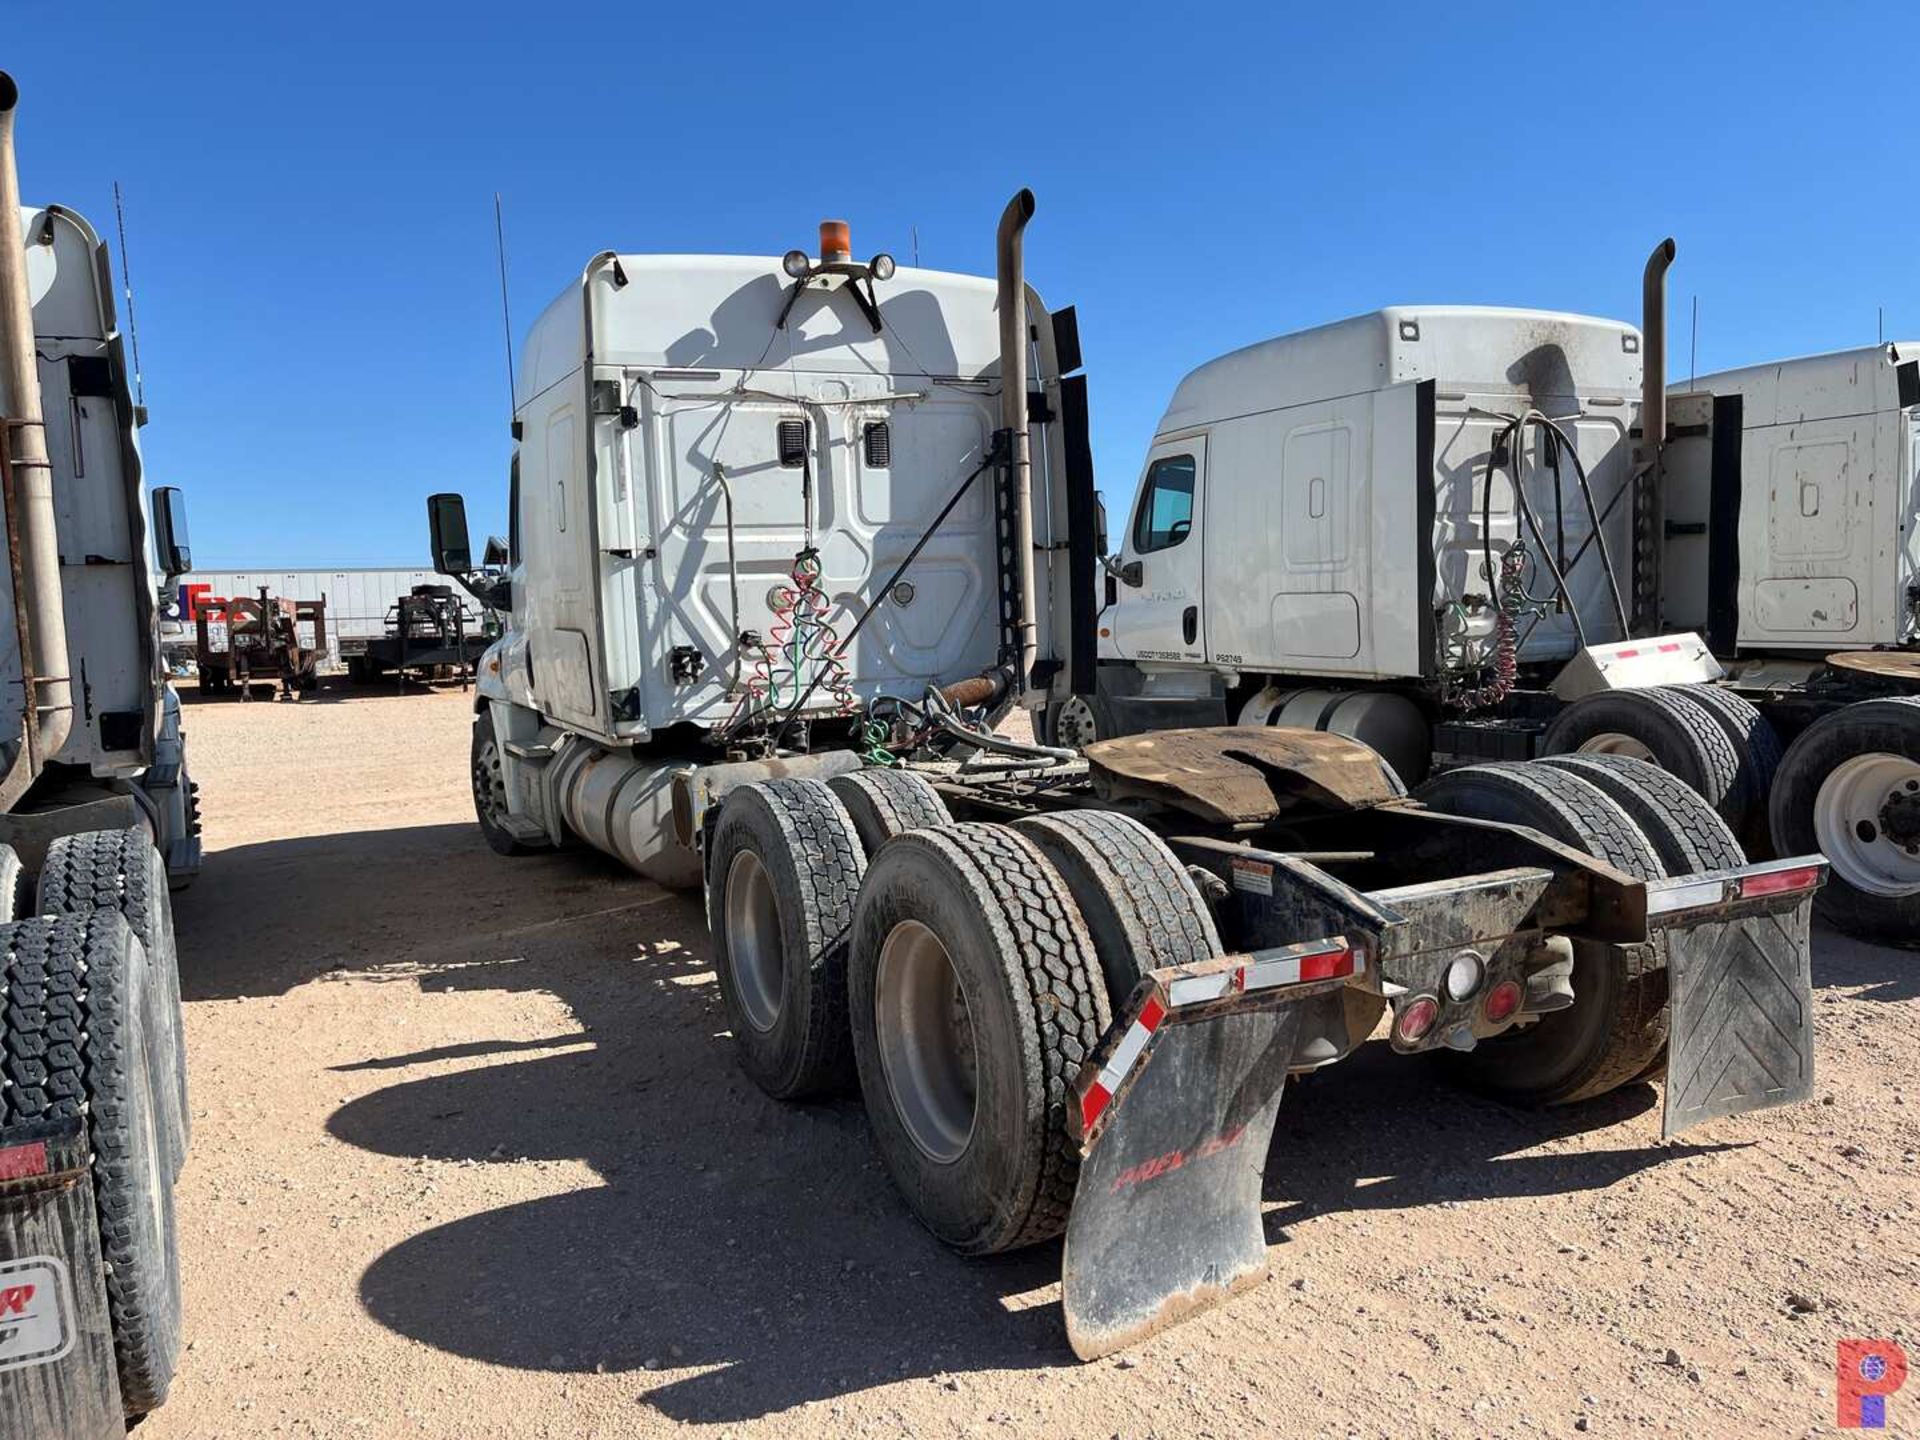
[706,779,866,1098]
[0,912,181,1415]
[0,842,22,919]
[1541,687,1744,831]
[848,823,1110,1253]
[1013,810,1221,1007]
[826,769,950,857]
[1041,693,1113,750]
[471,709,549,856]
[39,825,190,1179]
[1665,685,1782,852]
[1770,696,1920,946]
[1537,753,1746,878]
[1416,762,1669,1105]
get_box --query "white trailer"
[431,199,1825,1358]
[0,72,194,1435]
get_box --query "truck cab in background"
[1081,246,1920,944]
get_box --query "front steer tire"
[0,911,182,1416]
[471,708,549,856]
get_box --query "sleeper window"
[1133,454,1196,553]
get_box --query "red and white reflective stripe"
[1613,642,1686,660]
[1737,862,1824,899]
[0,1140,49,1182]
[1079,994,1166,1133]
[1646,857,1827,915]
[1164,941,1354,1009]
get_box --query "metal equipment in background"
[194,585,327,700]
[348,584,493,688]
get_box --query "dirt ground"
[139,682,1916,1440]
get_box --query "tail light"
[1484,980,1523,1024]
[1395,996,1439,1043]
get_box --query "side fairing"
[25,205,158,772]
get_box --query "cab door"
[1109,436,1206,663]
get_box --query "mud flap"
[1059,940,1354,1360]
[1660,889,1817,1139]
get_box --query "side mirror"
[482,535,509,568]
[1118,559,1143,588]
[428,493,472,574]
[152,486,191,576]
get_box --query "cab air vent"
[864,421,891,468]
[777,418,808,468]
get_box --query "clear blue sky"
[14,3,1913,568]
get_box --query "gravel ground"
[139,682,1917,1440]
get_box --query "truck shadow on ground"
[1810,925,1918,1003]
[295,832,1730,1424]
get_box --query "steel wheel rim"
[473,737,511,828]
[874,919,978,1164]
[1812,751,1920,897]
[723,850,784,1032]
[1054,696,1099,750]
[1578,732,1656,763]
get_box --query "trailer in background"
[348,583,492,686]
[193,585,328,699]
[178,566,443,670]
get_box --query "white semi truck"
[0,73,197,1435]
[1070,248,1920,945]
[436,195,1828,1357]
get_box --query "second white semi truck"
[1069,247,1919,945]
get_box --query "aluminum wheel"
[1812,752,1920,898]
[873,919,978,1164]
[723,849,784,1032]
[472,735,511,828]
[1052,695,1100,750]
[1577,731,1657,763]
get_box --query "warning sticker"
[1230,858,1274,897]
[0,1255,75,1375]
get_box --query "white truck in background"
[433,195,1828,1358]
[0,72,196,1436]
[1069,246,1920,944]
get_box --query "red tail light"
[1484,980,1523,1024]
[1395,996,1439,1043]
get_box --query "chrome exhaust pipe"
[0,72,73,787]
[1639,237,1675,468]
[996,188,1039,703]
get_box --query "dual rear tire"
[1416,757,1737,1106]
[705,773,1212,1255]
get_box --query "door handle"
[1182,606,1198,645]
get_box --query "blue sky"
[14,3,1912,567]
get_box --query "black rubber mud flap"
[1659,881,1818,1139]
[1060,941,1354,1360]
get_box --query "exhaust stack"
[1639,237,1676,467]
[995,188,1039,703]
[0,72,73,787]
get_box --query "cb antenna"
[111,182,145,408]
[494,193,515,426]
